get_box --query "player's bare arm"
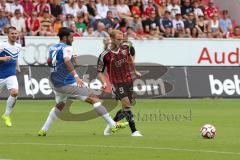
[98,72,107,89]
[64,57,83,87]
[16,60,21,73]
[0,56,12,61]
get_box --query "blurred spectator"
[167,0,181,17]
[32,0,39,9]
[50,0,63,18]
[204,0,218,19]
[142,10,160,33]
[184,12,197,34]
[162,27,173,37]
[10,9,26,34]
[86,0,97,17]
[128,14,143,32]
[102,10,115,28]
[190,27,199,38]
[174,28,190,37]
[196,15,208,37]
[131,0,143,17]
[219,10,232,37]
[197,0,207,12]
[53,16,62,33]
[158,0,167,17]
[63,14,75,28]
[153,0,161,6]
[25,11,41,36]
[119,18,128,33]
[181,0,193,19]
[126,26,139,39]
[108,0,118,17]
[0,8,9,35]
[70,23,82,37]
[192,0,203,17]
[116,0,132,19]
[1,24,10,35]
[144,0,158,17]
[8,0,24,15]
[75,13,87,33]
[77,0,89,19]
[35,0,51,16]
[106,26,113,34]
[21,0,34,17]
[32,0,39,7]
[208,13,222,38]
[96,0,109,19]
[160,10,173,36]
[0,0,9,12]
[113,16,120,29]
[173,13,184,33]
[39,8,56,36]
[147,25,162,39]
[93,21,109,37]
[232,27,240,38]
[63,0,78,17]
[83,26,95,36]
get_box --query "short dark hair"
[222,10,228,15]
[57,27,73,40]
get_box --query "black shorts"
[112,82,136,105]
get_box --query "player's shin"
[41,103,63,131]
[4,95,17,116]
[113,109,125,122]
[123,107,137,133]
[93,102,116,127]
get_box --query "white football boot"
[131,131,143,137]
[103,125,111,136]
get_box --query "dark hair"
[57,27,73,40]
[191,27,199,37]
[222,10,228,15]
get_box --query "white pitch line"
[0,142,239,156]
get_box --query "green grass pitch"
[0,99,240,160]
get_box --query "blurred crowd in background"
[0,0,240,39]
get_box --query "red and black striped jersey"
[97,44,135,84]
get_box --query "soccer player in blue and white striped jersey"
[0,26,22,127]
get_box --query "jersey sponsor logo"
[114,57,127,67]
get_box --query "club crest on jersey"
[121,50,127,55]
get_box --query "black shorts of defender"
[112,82,136,106]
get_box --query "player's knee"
[121,97,131,108]
[10,89,18,97]
[85,93,100,104]
[55,102,65,111]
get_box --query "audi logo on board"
[21,43,54,65]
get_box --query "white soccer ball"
[200,124,216,139]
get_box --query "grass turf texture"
[0,99,239,160]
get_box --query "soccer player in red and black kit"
[98,30,142,137]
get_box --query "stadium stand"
[0,0,239,38]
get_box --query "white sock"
[41,107,60,132]
[4,95,17,116]
[93,102,116,128]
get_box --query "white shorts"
[0,76,19,93]
[54,83,92,103]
